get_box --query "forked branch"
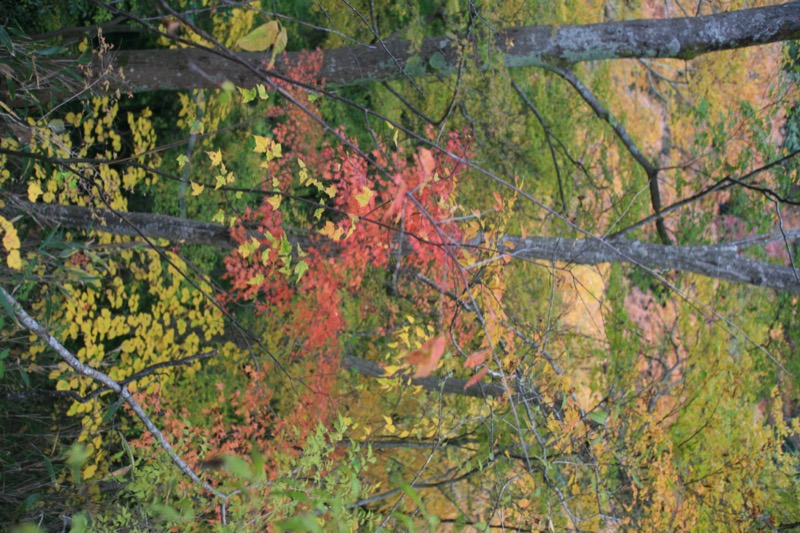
[0,286,226,500]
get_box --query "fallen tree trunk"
[4,198,798,293]
[9,2,799,98]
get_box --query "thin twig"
[0,286,226,499]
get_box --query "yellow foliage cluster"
[0,94,248,482]
[39,249,228,478]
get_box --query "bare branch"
[0,286,226,499]
[551,65,671,244]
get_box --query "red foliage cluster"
[224,54,473,345]
[169,54,476,495]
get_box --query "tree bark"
[4,199,798,293]
[61,2,800,93]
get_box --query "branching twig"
[551,66,671,244]
[0,286,226,499]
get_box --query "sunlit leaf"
[267,194,282,210]
[27,182,42,202]
[354,185,375,207]
[407,335,446,378]
[206,150,223,167]
[236,21,279,52]
[253,135,271,153]
[464,366,489,389]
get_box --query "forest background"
[1,0,800,531]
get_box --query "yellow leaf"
[238,237,260,259]
[319,221,344,241]
[267,27,288,69]
[253,135,271,153]
[273,27,288,55]
[206,150,223,167]
[190,182,204,196]
[212,209,226,224]
[383,365,400,375]
[27,182,43,202]
[267,195,282,210]
[247,273,265,286]
[56,380,71,391]
[354,185,375,207]
[82,464,98,480]
[236,21,280,52]
[1,218,20,250]
[269,143,282,160]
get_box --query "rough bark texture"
[499,235,800,293]
[61,2,798,93]
[4,199,798,293]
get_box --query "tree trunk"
[4,199,798,293]
[49,2,800,94]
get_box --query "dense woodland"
[1,0,800,531]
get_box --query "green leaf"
[0,288,17,322]
[388,512,414,529]
[429,52,448,71]
[273,27,288,56]
[237,21,280,52]
[294,261,309,281]
[223,455,254,480]
[239,87,257,104]
[150,503,182,522]
[101,399,121,424]
[65,443,89,473]
[0,25,14,56]
[10,523,45,533]
[399,482,425,511]
[42,454,56,485]
[277,514,321,533]
[35,47,67,57]
[279,235,292,257]
[588,410,609,426]
[18,365,30,387]
[69,511,89,533]
[0,348,7,380]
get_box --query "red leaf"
[464,366,489,390]
[407,335,446,378]
[464,348,490,369]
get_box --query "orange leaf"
[464,366,489,390]
[464,348,490,369]
[407,335,446,378]
[382,176,408,222]
[416,148,436,180]
[492,191,503,212]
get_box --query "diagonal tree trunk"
[4,199,798,293]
